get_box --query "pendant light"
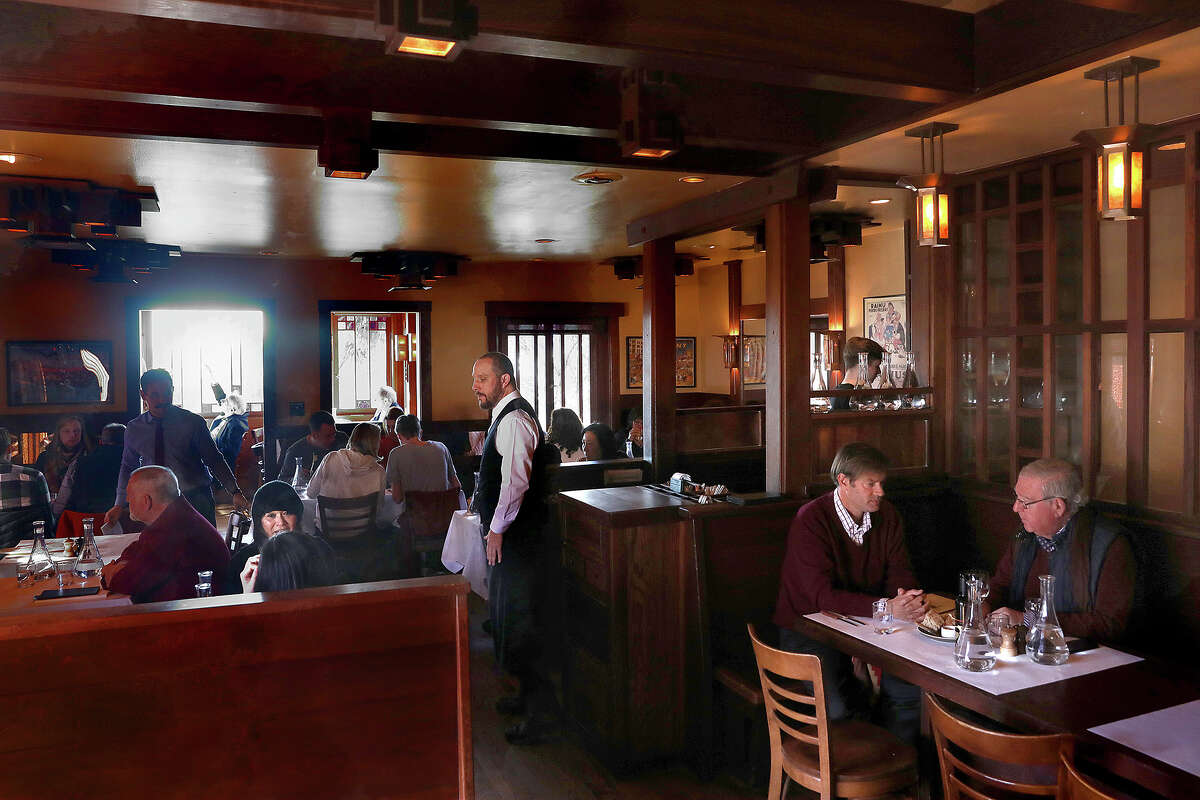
[898,122,958,247]
[1072,56,1160,222]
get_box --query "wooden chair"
[926,692,1073,800]
[1058,753,1121,800]
[317,493,381,582]
[53,510,106,539]
[747,624,918,800]
[403,488,465,576]
[224,510,252,552]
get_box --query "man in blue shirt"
[104,369,248,527]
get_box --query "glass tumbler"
[872,598,897,634]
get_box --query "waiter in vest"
[470,351,553,745]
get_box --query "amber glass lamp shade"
[914,183,950,247]
[715,334,739,369]
[1097,142,1144,220]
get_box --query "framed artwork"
[675,337,696,388]
[625,336,698,389]
[863,294,908,355]
[6,340,114,406]
[742,335,766,385]
[626,336,643,389]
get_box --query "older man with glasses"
[989,458,1136,643]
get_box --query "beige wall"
[845,228,906,339]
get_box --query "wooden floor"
[467,595,763,800]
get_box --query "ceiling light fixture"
[376,0,477,60]
[679,176,705,183]
[0,152,41,166]
[318,110,378,179]
[1158,141,1186,151]
[869,198,891,204]
[620,69,683,160]
[1073,56,1160,222]
[899,121,958,247]
[353,249,469,291]
[572,170,623,185]
[534,238,556,244]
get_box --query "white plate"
[916,626,957,644]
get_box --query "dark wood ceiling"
[3,0,1197,178]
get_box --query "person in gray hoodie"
[305,422,388,534]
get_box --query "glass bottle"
[1026,574,1070,665]
[850,352,873,410]
[291,456,309,494]
[954,575,997,672]
[903,350,923,408]
[74,517,105,583]
[23,520,56,583]
[811,352,828,391]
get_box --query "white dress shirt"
[833,485,872,546]
[488,391,539,535]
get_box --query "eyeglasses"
[1012,494,1062,511]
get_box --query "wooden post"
[726,259,742,399]
[764,196,810,496]
[643,237,677,481]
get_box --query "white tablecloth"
[299,492,402,535]
[441,510,487,600]
[805,612,1142,696]
[1090,700,1200,778]
[0,533,142,578]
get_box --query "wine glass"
[988,351,1011,407]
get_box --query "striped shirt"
[832,486,872,546]
[0,462,51,511]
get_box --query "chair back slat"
[926,693,1072,800]
[1058,753,1120,800]
[749,624,832,799]
[317,493,379,542]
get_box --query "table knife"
[821,610,865,627]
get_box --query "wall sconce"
[1073,56,1159,221]
[376,0,477,59]
[899,122,957,247]
[715,334,740,369]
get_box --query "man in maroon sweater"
[103,466,230,603]
[774,442,927,742]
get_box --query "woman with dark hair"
[581,422,620,461]
[34,415,91,494]
[240,530,338,592]
[548,408,585,463]
[226,480,304,592]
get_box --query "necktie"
[154,418,165,466]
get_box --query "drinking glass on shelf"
[195,583,213,598]
[872,598,897,634]
[988,351,1011,406]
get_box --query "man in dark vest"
[470,351,552,745]
[53,423,126,518]
[990,458,1136,643]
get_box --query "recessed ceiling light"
[708,245,716,249]
[679,176,705,183]
[534,238,556,244]
[572,170,623,185]
[0,152,41,165]
[630,148,675,159]
[394,35,456,58]
[1158,141,1186,151]
[869,198,891,204]
[531,257,546,262]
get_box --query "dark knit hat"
[251,480,304,545]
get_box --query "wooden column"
[726,259,742,399]
[643,237,677,481]
[764,196,810,496]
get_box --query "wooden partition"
[0,577,472,800]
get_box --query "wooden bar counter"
[557,485,801,773]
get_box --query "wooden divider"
[0,576,472,800]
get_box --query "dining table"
[798,613,1200,798]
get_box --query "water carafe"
[19,520,56,583]
[74,517,104,583]
[1026,574,1070,665]
[291,456,309,494]
[850,352,874,410]
[954,575,996,672]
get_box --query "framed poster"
[863,294,908,355]
[625,336,697,389]
[675,337,696,388]
[6,340,114,406]
[626,336,643,389]
[742,335,766,385]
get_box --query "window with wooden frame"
[485,302,625,431]
[949,123,1199,521]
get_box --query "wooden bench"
[0,576,472,800]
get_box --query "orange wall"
[0,251,731,425]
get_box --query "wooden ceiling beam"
[13,0,975,102]
[0,2,824,154]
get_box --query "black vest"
[474,396,545,548]
[67,444,123,513]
